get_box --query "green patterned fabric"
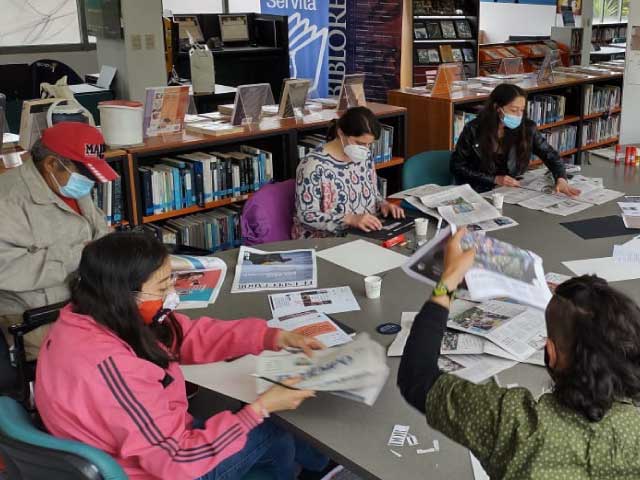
[425,374,640,479]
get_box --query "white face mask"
[158,290,181,323]
[341,135,370,162]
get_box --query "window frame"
[0,0,96,54]
[593,0,628,25]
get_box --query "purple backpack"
[241,180,296,246]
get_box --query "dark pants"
[195,419,328,480]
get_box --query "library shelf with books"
[479,40,574,76]
[96,150,133,229]
[591,22,627,46]
[99,102,406,252]
[551,27,584,66]
[412,0,480,86]
[388,65,622,165]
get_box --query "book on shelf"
[540,125,577,153]
[143,86,190,137]
[185,122,244,136]
[483,49,502,60]
[414,22,428,39]
[453,110,478,146]
[527,94,566,126]
[91,161,126,227]
[462,48,475,62]
[582,85,621,115]
[441,20,457,39]
[505,46,521,57]
[454,19,473,39]
[497,48,515,58]
[439,45,455,62]
[451,48,464,62]
[413,0,465,16]
[297,127,394,165]
[581,115,620,147]
[425,21,443,39]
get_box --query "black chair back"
[30,60,83,98]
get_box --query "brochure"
[169,255,226,309]
[268,286,360,317]
[267,310,353,348]
[231,246,317,293]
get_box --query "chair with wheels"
[401,150,453,190]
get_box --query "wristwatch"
[433,280,456,299]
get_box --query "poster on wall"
[556,0,581,16]
[261,0,329,98]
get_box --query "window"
[593,0,629,24]
[621,0,630,20]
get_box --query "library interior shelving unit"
[412,0,480,86]
[101,102,406,251]
[388,69,623,164]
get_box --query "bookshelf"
[412,0,480,86]
[100,102,406,250]
[479,40,570,76]
[387,67,623,166]
[551,27,584,66]
[591,22,627,46]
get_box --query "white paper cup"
[364,276,382,299]
[414,218,429,237]
[492,192,505,209]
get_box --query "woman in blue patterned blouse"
[292,107,404,239]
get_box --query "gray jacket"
[0,159,109,315]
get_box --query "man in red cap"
[0,122,118,359]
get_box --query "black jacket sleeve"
[397,301,449,414]
[531,129,567,181]
[450,124,496,189]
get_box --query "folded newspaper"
[231,246,318,293]
[403,227,552,310]
[256,333,389,406]
[169,255,227,309]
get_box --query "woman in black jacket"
[451,83,580,195]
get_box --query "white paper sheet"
[563,257,640,282]
[470,452,490,480]
[420,184,501,226]
[541,199,592,216]
[577,188,624,205]
[482,187,540,204]
[267,311,353,347]
[181,355,258,404]
[519,193,564,210]
[268,287,360,317]
[467,216,519,232]
[613,245,640,264]
[317,240,407,277]
[445,354,518,384]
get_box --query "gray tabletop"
[189,156,640,480]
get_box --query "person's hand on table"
[495,175,521,187]
[555,178,581,197]
[432,228,476,308]
[276,330,325,357]
[345,213,383,232]
[251,378,315,416]
[381,201,405,219]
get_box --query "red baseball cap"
[40,122,119,183]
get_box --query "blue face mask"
[502,113,523,130]
[50,160,95,199]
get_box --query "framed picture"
[441,20,457,39]
[417,49,431,65]
[451,48,464,63]
[463,48,475,63]
[454,20,473,39]
[414,22,428,39]
[427,48,441,64]
[425,21,443,40]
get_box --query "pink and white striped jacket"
[35,304,281,480]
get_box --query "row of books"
[527,94,567,126]
[540,125,577,154]
[138,147,274,216]
[583,85,621,115]
[416,45,475,65]
[144,204,243,252]
[591,24,627,44]
[296,127,395,164]
[568,29,583,51]
[91,162,126,226]
[413,0,467,16]
[413,19,473,40]
[582,114,620,147]
[452,110,478,146]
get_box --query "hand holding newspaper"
[169,255,227,309]
[403,227,552,310]
[256,333,389,406]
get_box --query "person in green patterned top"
[398,228,640,479]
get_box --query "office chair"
[402,150,453,190]
[30,59,83,98]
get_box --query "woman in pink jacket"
[35,232,328,480]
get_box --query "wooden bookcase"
[479,40,571,76]
[105,102,406,230]
[591,22,627,46]
[387,69,623,164]
[412,0,480,86]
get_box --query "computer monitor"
[174,15,205,43]
[0,64,32,99]
[219,14,250,43]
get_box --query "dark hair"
[31,138,92,178]
[326,106,381,141]
[476,83,531,174]
[548,275,640,422]
[71,232,183,369]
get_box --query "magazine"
[267,310,353,348]
[170,255,227,309]
[403,227,552,310]
[143,85,190,137]
[268,287,360,317]
[231,246,317,293]
[256,333,389,406]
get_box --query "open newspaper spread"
[231,246,317,293]
[169,255,227,309]
[267,310,353,348]
[403,227,552,310]
[256,333,389,406]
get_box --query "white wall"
[620,3,640,144]
[0,50,99,77]
[480,3,558,43]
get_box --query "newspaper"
[518,193,565,210]
[256,333,389,406]
[268,287,360,317]
[231,246,317,293]
[267,310,353,347]
[403,228,552,310]
[439,354,518,384]
[545,272,572,291]
[482,186,540,204]
[418,184,501,226]
[448,301,547,361]
[169,255,227,309]
[467,216,519,232]
[541,199,592,216]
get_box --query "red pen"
[382,234,406,249]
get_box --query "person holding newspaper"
[450,83,580,196]
[398,228,640,479]
[35,232,328,480]
[292,106,404,238]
